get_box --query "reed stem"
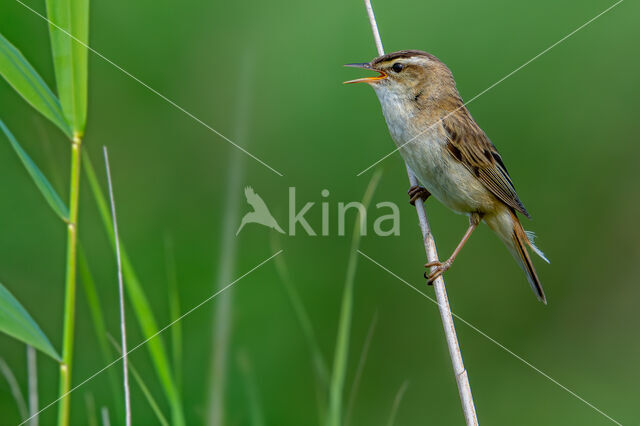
[57,134,82,426]
[27,346,39,426]
[362,1,478,424]
[103,147,132,426]
[207,51,253,426]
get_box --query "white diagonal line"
[19,250,283,425]
[356,0,624,176]
[357,250,623,426]
[14,0,284,177]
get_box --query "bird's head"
[344,50,456,103]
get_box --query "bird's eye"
[392,63,404,73]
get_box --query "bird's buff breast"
[375,88,488,213]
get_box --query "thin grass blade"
[0,357,28,420]
[108,335,170,426]
[387,380,409,426]
[77,245,125,420]
[26,346,38,426]
[327,169,382,426]
[0,282,60,361]
[84,393,98,426]
[100,407,110,426]
[0,33,71,137]
[0,119,69,221]
[44,0,89,135]
[271,234,329,383]
[271,233,329,425]
[163,235,182,392]
[344,312,378,426]
[83,150,185,426]
[237,351,265,426]
[207,50,254,426]
[103,146,131,426]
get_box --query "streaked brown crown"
[371,49,440,66]
[368,50,458,105]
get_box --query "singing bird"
[236,186,285,235]
[346,50,549,303]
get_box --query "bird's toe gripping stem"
[408,185,430,206]
[424,259,452,285]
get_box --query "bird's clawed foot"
[408,185,430,205]
[424,260,452,285]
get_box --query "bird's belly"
[376,90,494,214]
[396,131,490,214]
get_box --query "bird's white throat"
[372,84,418,146]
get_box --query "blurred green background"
[1,0,639,424]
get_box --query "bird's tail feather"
[486,208,547,304]
[524,230,550,264]
[512,219,546,304]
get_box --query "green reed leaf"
[0,119,69,221]
[0,33,71,138]
[0,282,60,361]
[45,0,89,136]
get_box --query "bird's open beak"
[343,62,387,84]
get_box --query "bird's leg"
[408,185,430,205]
[425,213,482,285]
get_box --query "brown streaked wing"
[442,107,530,218]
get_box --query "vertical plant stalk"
[83,152,185,426]
[237,350,265,426]
[361,1,478,424]
[270,235,330,425]
[327,169,382,426]
[58,134,82,426]
[103,147,132,426]
[101,407,111,426]
[107,334,170,426]
[78,245,126,420]
[207,51,254,426]
[27,346,39,426]
[164,236,183,393]
[84,393,98,426]
[386,380,409,426]
[343,312,377,426]
[0,357,28,419]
